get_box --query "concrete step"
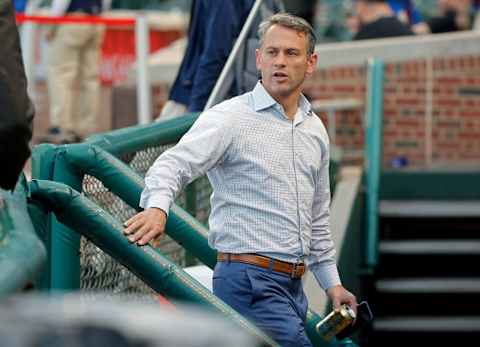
[380,240,480,255]
[379,200,480,218]
[376,278,480,293]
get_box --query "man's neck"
[272,91,301,120]
[281,96,300,120]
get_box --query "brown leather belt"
[217,253,306,278]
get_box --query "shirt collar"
[252,82,277,112]
[252,81,313,117]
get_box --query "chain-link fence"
[78,141,212,294]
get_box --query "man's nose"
[273,52,286,66]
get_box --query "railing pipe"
[364,58,384,268]
[29,179,278,347]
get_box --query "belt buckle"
[291,263,303,278]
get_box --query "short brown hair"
[258,13,316,56]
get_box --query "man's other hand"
[123,208,167,247]
[326,285,358,317]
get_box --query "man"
[124,13,357,347]
[354,0,414,40]
[43,0,111,143]
[0,0,34,190]
[413,0,474,34]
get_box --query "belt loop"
[268,258,274,273]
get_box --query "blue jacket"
[169,0,254,112]
[388,0,422,24]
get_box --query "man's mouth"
[272,72,288,81]
[273,72,288,78]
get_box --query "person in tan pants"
[44,0,110,143]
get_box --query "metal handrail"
[364,58,384,268]
[204,0,264,110]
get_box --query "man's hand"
[123,208,167,247]
[326,285,358,317]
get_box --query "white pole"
[204,0,264,110]
[135,12,152,124]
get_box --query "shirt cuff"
[139,194,171,216]
[309,261,342,290]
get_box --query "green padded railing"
[28,179,277,347]
[0,180,47,296]
[31,114,206,292]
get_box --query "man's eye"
[288,50,299,56]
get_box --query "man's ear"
[306,52,318,75]
[255,48,261,70]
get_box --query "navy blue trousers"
[213,260,313,347]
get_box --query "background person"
[353,0,414,40]
[158,0,256,120]
[124,13,357,347]
[388,0,423,25]
[42,0,111,143]
[414,0,475,34]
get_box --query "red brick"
[384,130,399,137]
[460,111,480,117]
[396,120,421,127]
[383,109,399,117]
[458,132,480,139]
[332,85,356,93]
[385,64,395,77]
[384,86,397,93]
[433,59,446,70]
[436,77,463,85]
[396,97,423,106]
[416,130,425,137]
[464,100,476,108]
[437,99,462,107]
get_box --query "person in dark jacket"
[415,0,474,34]
[0,0,34,190]
[354,0,414,40]
[159,0,255,120]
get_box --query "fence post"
[364,58,384,269]
[31,145,83,290]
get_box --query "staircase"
[367,199,480,346]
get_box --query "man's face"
[256,24,317,101]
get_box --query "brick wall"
[303,54,480,168]
[33,49,479,169]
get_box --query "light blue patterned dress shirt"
[140,82,341,290]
